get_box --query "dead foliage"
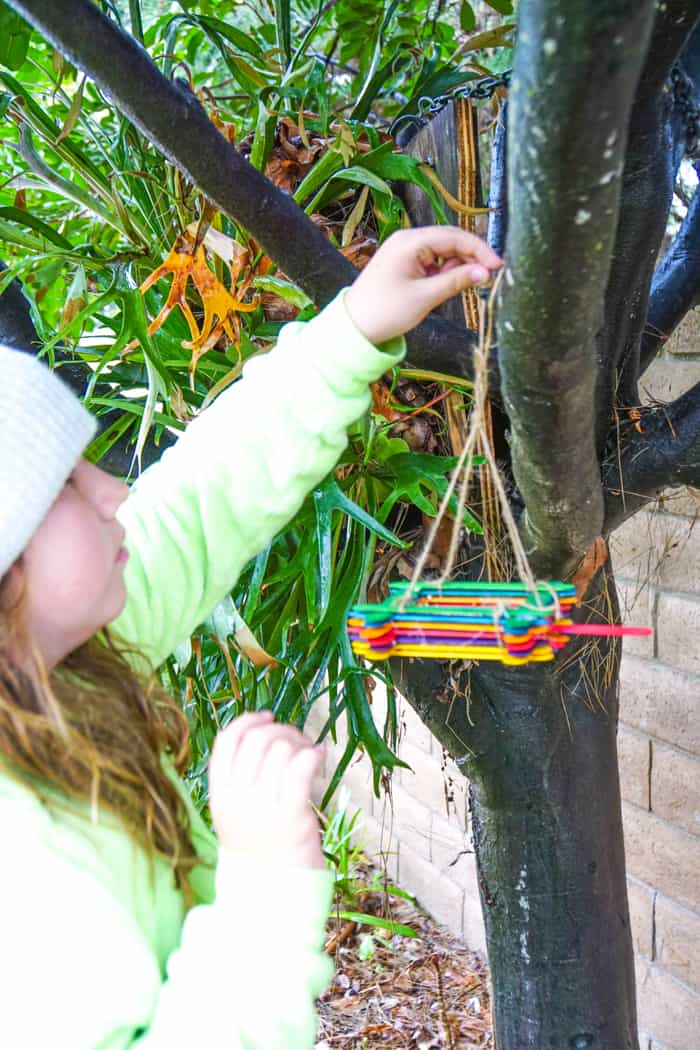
[319,881,493,1048]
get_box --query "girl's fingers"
[209,712,272,784]
[408,226,503,271]
[211,715,310,786]
[257,736,296,801]
[422,261,491,302]
[234,725,314,786]
[280,746,324,813]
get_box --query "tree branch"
[596,6,700,429]
[7,0,478,378]
[498,0,657,578]
[640,180,700,373]
[638,21,700,374]
[486,100,508,258]
[603,381,700,531]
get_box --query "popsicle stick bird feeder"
[348,581,650,665]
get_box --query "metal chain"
[394,66,700,157]
[671,65,700,157]
[391,69,511,139]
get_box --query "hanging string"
[400,267,546,612]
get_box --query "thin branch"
[640,180,700,373]
[603,381,700,532]
[6,0,478,377]
[498,0,657,578]
[486,100,507,258]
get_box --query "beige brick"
[399,841,464,936]
[398,740,456,819]
[462,885,487,955]
[665,308,700,356]
[653,487,700,519]
[305,697,328,740]
[657,593,700,675]
[336,751,375,816]
[627,876,655,959]
[636,958,700,1050]
[358,812,399,881]
[612,512,700,595]
[655,895,700,993]
[651,741,700,836]
[614,578,655,658]
[431,811,472,876]
[620,656,700,754]
[390,784,432,860]
[619,725,651,810]
[397,698,435,756]
[441,755,470,829]
[623,802,700,913]
[640,353,700,404]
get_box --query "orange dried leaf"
[138,232,259,381]
[572,536,609,601]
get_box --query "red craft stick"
[556,624,652,637]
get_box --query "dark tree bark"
[396,572,635,1049]
[499,0,658,577]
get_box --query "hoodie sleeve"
[113,289,405,669]
[140,855,335,1050]
[0,792,334,1050]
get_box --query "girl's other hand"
[344,225,503,346]
[209,712,325,869]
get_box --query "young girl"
[0,225,501,1050]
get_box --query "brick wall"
[614,311,700,1049]
[310,311,700,1049]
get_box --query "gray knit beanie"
[0,344,97,578]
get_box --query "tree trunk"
[396,569,638,1049]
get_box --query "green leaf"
[459,1,477,32]
[333,911,417,938]
[337,635,408,795]
[251,275,312,309]
[374,451,484,532]
[358,145,448,223]
[313,476,408,619]
[274,0,292,67]
[0,2,31,70]
[249,101,277,170]
[307,165,394,214]
[0,207,74,251]
[292,149,345,206]
[484,0,514,14]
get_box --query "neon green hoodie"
[0,290,405,1050]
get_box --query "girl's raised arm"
[113,288,405,669]
[113,227,500,670]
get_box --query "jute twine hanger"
[398,268,551,615]
[398,96,551,616]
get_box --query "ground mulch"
[318,881,493,1049]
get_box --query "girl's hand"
[209,711,325,869]
[344,225,503,346]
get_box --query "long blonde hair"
[0,563,201,899]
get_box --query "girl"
[0,226,501,1050]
